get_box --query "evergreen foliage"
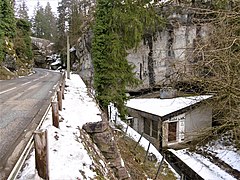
[92,0,164,117]
[0,0,16,38]
[32,2,57,41]
[14,18,33,60]
[32,3,45,38]
[0,0,16,63]
[69,0,83,45]
[15,0,29,20]
[56,0,85,53]
[56,0,71,52]
[43,2,57,41]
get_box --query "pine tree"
[0,0,16,63]
[43,2,57,41]
[32,2,45,38]
[69,0,83,44]
[14,18,33,60]
[16,0,29,20]
[92,0,164,117]
[0,0,16,38]
[56,0,71,51]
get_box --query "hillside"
[17,73,179,179]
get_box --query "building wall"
[184,104,212,142]
[127,108,161,149]
[128,104,212,149]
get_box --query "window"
[168,122,177,142]
[144,118,158,139]
[144,118,151,136]
[152,120,158,138]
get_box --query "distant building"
[125,95,212,149]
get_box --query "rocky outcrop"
[75,30,93,86]
[74,2,209,91]
[83,121,131,180]
[31,37,54,68]
[2,54,17,71]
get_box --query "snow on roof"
[168,149,236,180]
[126,95,212,117]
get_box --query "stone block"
[83,121,109,133]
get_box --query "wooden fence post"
[57,90,62,111]
[144,142,151,163]
[51,101,59,128]
[61,82,65,100]
[154,156,165,180]
[134,132,144,150]
[34,130,49,180]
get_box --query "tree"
[32,2,45,38]
[15,0,29,20]
[43,2,57,41]
[31,2,57,41]
[92,0,164,117]
[69,0,83,45]
[0,0,16,63]
[178,0,240,144]
[0,0,16,38]
[55,0,71,51]
[14,18,33,60]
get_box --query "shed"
[126,95,212,149]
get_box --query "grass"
[0,66,16,79]
[116,132,177,180]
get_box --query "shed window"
[144,118,151,136]
[152,120,158,138]
[168,122,177,142]
[144,118,158,139]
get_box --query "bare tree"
[185,2,240,145]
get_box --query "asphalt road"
[0,68,61,178]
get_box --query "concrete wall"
[184,104,212,142]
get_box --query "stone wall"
[83,121,131,180]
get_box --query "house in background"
[126,95,212,149]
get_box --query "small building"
[126,95,212,149]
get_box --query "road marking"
[0,87,17,95]
[21,81,32,86]
[0,71,49,95]
[33,79,39,82]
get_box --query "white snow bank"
[17,73,102,179]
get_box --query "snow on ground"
[108,104,181,179]
[203,136,240,172]
[17,72,239,180]
[17,73,102,180]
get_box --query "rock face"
[2,54,17,71]
[75,30,93,87]
[75,3,208,92]
[83,121,131,180]
[31,37,54,68]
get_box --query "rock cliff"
[74,2,209,92]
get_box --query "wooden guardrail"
[7,70,66,180]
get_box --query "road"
[0,68,61,179]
